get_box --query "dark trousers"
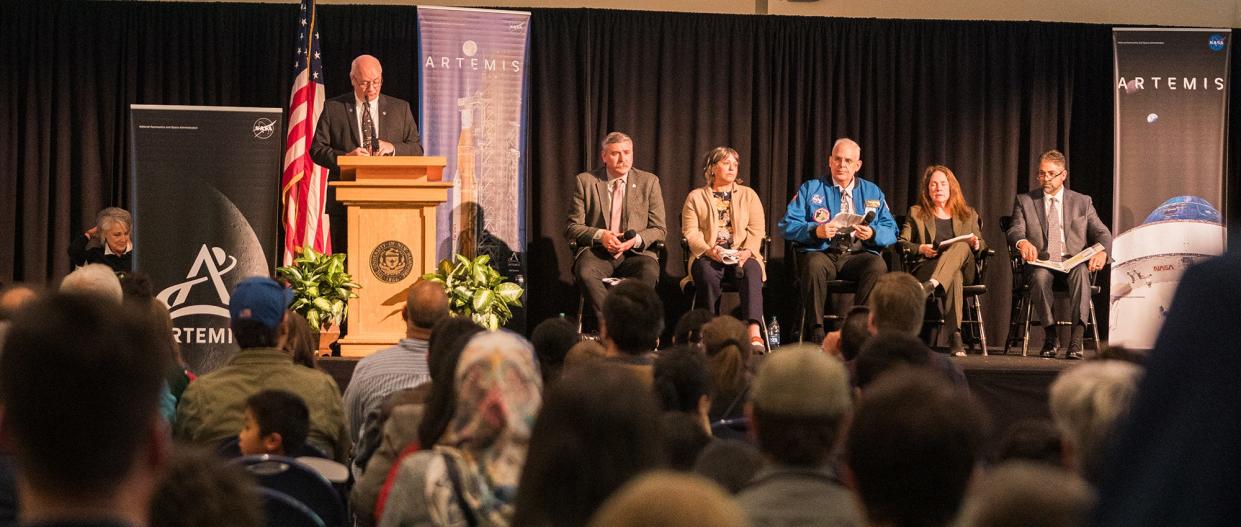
[799,250,887,330]
[574,248,660,319]
[910,243,976,332]
[1027,262,1091,329]
[691,257,764,324]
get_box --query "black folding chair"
[233,454,347,527]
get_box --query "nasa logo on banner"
[1208,34,1226,52]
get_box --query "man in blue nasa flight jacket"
[780,138,896,343]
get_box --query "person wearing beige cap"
[735,345,863,526]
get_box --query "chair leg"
[1088,297,1101,350]
[1022,297,1033,357]
[975,295,988,356]
[798,307,806,344]
[576,293,585,334]
[1004,292,1025,356]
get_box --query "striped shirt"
[343,338,431,443]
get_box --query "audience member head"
[993,418,1064,467]
[846,369,987,527]
[653,346,710,417]
[854,330,932,389]
[405,279,450,337]
[586,471,746,527]
[149,446,263,527]
[673,308,714,346]
[229,277,292,349]
[692,439,765,494]
[564,339,607,370]
[512,364,665,527]
[957,462,1095,527]
[747,344,851,467]
[60,263,123,304]
[118,270,154,302]
[531,316,580,385]
[701,315,751,399]
[840,305,872,361]
[0,293,169,516]
[601,281,664,355]
[1048,360,1142,482]
[419,316,486,448]
[282,310,318,368]
[868,272,925,335]
[660,411,712,471]
[0,284,37,322]
[438,331,542,453]
[239,389,310,456]
[132,297,186,372]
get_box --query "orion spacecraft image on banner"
[1109,196,1226,348]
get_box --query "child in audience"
[238,389,309,456]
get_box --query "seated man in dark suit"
[310,54,423,252]
[566,132,667,321]
[1006,149,1112,360]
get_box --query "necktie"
[610,179,624,233]
[361,102,376,153]
[1047,197,1064,262]
[840,190,853,215]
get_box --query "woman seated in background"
[898,165,986,357]
[681,147,767,350]
[68,206,133,273]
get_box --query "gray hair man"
[1049,360,1142,483]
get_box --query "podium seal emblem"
[371,241,413,283]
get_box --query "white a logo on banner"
[1110,29,1230,349]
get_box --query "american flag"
[281,0,330,264]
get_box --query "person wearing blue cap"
[174,276,350,463]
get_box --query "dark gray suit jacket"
[1006,188,1112,258]
[565,167,667,260]
[309,93,423,171]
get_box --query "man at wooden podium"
[311,54,424,252]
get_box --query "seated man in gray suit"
[1006,149,1112,359]
[310,54,423,252]
[566,132,667,322]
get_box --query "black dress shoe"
[1040,339,1059,358]
[1066,339,1084,360]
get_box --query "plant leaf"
[495,282,523,303]
[472,288,494,312]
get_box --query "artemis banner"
[130,105,282,374]
[1110,29,1230,349]
[417,6,530,290]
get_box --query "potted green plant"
[275,247,360,351]
[421,254,523,330]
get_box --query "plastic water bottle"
[767,317,781,350]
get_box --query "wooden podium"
[330,156,451,357]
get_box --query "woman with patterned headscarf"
[379,331,543,527]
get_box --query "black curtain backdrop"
[2,1,1236,344]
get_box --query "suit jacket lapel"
[346,99,362,148]
[1034,190,1049,242]
[597,176,611,228]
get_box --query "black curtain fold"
[1,1,1234,342]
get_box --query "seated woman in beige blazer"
[682,147,767,349]
[899,165,986,356]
